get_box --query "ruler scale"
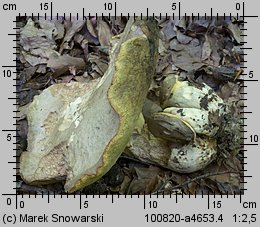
[0,0,259,226]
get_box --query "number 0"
[7,198,12,205]
[236,3,241,10]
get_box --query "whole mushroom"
[144,74,225,173]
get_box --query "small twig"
[119,155,172,172]
[153,170,240,194]
[119,155,151,166]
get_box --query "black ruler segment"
[11,0,258,21]
[1,189,247,211]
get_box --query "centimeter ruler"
[0,0,259,226]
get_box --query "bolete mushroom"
[20,17,159,192]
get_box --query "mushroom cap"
[168,137,217,173]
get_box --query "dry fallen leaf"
[97,19,113,47]
[20,18,59,68]
[201,34,212,60]
[47,54,86,78]
[227,22,243,44]
[60,19,85,52]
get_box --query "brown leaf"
[126,126,171,168]
[20,18,58,67]
[171,38,204,72]
[127,178,151,194]
[47,54,86,77]
[17,104,30,121]
[97,19,113,47]
[176,30,193,44]
[60,19,85,52]
[86,18,98,38]
[37,18,64,41]
[87,53,108,78]
[161,18,176,41]
[201,34,212,60]
[227,22,243,44]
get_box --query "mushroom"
[20,18,159,192]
